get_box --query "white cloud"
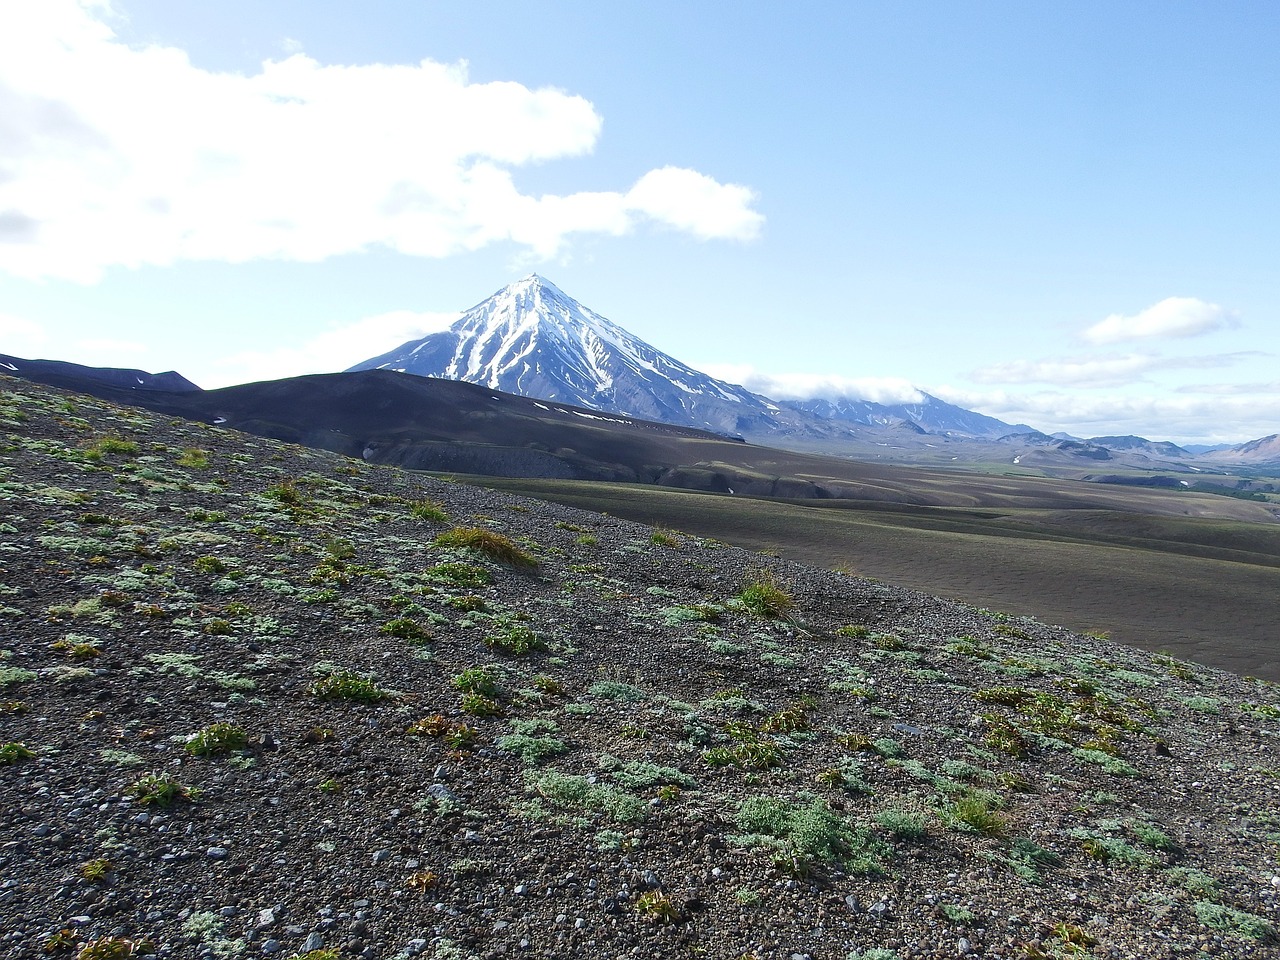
[930,385,1280,445]
[700,364,923,404]
[625,168,763,241]
[972,351,1258,388]
[1175,379,1280,396]
[0,313,49,355]
[0,1,763,283]
[1082,297,1238,345]
[209,309,460,388]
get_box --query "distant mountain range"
[348,274,1040,448]
[0,355,199,393]
[2,275,1277,482]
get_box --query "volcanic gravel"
[2,376,1279,960]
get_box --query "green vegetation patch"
[434,527,538,569]
[309,670,387,703]
[127,771,197,806]
[1193,901,1276,941]
[734,794,887,875]
[185,722,250,757]
[735,571,795,619]
[528,770,646,823]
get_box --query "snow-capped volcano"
[348,274,782,436]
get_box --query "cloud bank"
[700,364,924,404]
[0,1,763,283]
[1082,297,1238,345]
[933,385,1280,445]
[972,351,1260,388]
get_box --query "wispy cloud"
[972,351,1259,388]
[931,385,1280,444]
[699,364,924,404]
[1174,379,1280,396]
[210,309,460,388]
[0,1,763,283]
[1082,297,1239,345]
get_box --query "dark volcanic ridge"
[2,378,1280,959]
[6,358,1279,508]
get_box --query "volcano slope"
[1,376,1279,960]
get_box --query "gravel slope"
[2,376,1279,960]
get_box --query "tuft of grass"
[485,623,546,656]
[176,447,210,468]
[635,890,682,923]
[460,693,503,717]
[409,498,449,522]
[424,562,492,588]
[434,527,538,569]
[80,857,113,882]
[649,528,681,548]
[84,436,140,459]
[264,479,306,506]
[380,617,432,644]
[736,571,795,619]
[309,670,386,703]
[127,771,197,807]
[185,722,250,757]
[452,665,500,697]
[836,624,870,639]
[0,741,35,764]
[944,790,1007,836]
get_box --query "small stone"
[206,847,228,859]
[300,933,324,952]
[844,895,861,913]
[371,850,392,865]
[257,908,276,928]
[427,784,457,803]
[260,939,281,955]
[514,884,529,896]
[958,937,973,955]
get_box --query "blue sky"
[2,1,1278,444]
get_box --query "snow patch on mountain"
[348,275,778,435]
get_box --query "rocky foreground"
[1,375,1278,960]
